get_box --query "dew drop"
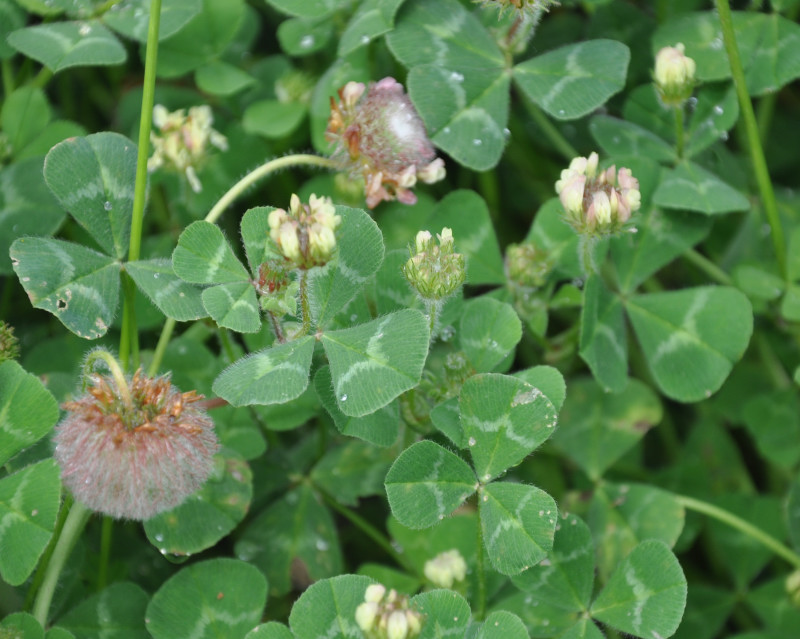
[468,437,476,446]
[79,23,91,36]
[155,534,164,542]
[558,109,565,115]
[472,138,482,146]
[316,539,329,551]
[719,131,729,141]
[713,105,724,115]
[340,394,348,401]
[350,314,358,322]
[104,201,112,211]
[300,35,314,48]
[31,509,38,516]
[438,514,444,520]
[449,71,464,82]
[360,35,370,44]
[442,126,451,134]
[153,273,160,279]
[710,36,723,50]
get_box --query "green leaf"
[513,366,567,412]
[277,17,333,56]
[788,479,800,552]
[589,483,685,582]
[589,115,675,163]
[626,286,753,402]
[1,87,51,156]
[240,206,280,274]
[236,485,343,597]
[243,99,306,138]
[7,21,126,73]
[387,0,509,171]
[213,336,314,406]
[265,0,338,19]
[311,440,394,506]
[384,440,477,529]
[550,378,662,481]
[512,512,594,613]
[0,459,61,586]
[653,161,750,215]
[58,582,149,639]
[322,309,429,417]
[173,221,250,284]
[0,360,60,466]
[104,0,203,42]
[144,451,252,556]
[460,298,521,372]
[461,374,558,482]
[411,590,471,638]
[430,397,464,448]
[611,208,712,294]
[308,205,384,328]
[245,623,294,639]
[289,575,373,639]
[591,540,687,639]
[314,366,399,447]
[44,132,137,259]
[733,264,785,302]
[196,60,256,96]
[10,237,120,340]
[125,259,206,321]
[579,274,627,393]
[425,190,504,285]
[477,611,528,639]
[514,40,629,120]
[201,280,261,333]
[0,157,65,275]
[685,84,739,158]
[156,0,245,78]
[147,559,267,639]
[339,0,405,56]
[479,482,557,576]
[0,613,44,639]
[742,391,800,470]
[0,0,26,59]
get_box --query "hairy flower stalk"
[148,104,228,193]
[54,368,219,521]
[555,151,641,237]
[355,584,424,639]
[327,77,445,209]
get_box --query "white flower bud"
[355,602,379,632]
[364,584,386,603]
[387,610,409,639]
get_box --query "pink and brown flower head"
[326,77,445,209]
[54,370,219,521]
[555,152,641,237]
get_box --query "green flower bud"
[402,228,465,301]
[0,321,20,363]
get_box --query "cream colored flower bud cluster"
[402,228,465,301]
[654,43,696,107]
[268,194,342,269]
[148,105,228,193]
[355,584,424,639]
[555,152,640,237]
[423,549,468,589]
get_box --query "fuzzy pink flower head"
[327,77,445,209]
[54,370,219,521]
[554,152,640,237]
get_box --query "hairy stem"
[714,0,786,278]
[475,495,487,621]
[673,105,685,160]
[675,494,800,569]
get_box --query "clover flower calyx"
[148,105,228,193]
[654,43,696,107]
[326,77,445,209]
[53,369,219,520]
[268,194,342,269]
[555,152,640,237]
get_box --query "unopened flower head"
[424,549,468,589]
[0,321,20,363]
[402,227,465,301]
[654,43,696,107]
[355,584,424,639]
[54,369,219,520]
[554,152,640,236]
[268,194,342,269]
[148,105,228,193]
[326,77,445,209]
[275,69,315,105]
[255,259,299,317]
[505,242,551,290]
[474,0,559,18]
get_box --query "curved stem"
[714,0,786,278]
[683,249,732,285]
[675,494,800,569]
[205,154,337,224]
[147,317,176,377]
[33,501,92,627]
[519,93,578,161]
[83,349,132,410]
[24,495,73,612]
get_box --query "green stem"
[755,332,791,390]
[33,501,92,627]
[267,311,286,343]
[1,59,13,98]
[673,105,685,160]
[119,275,138,370]
[683,249,733,285]
[424,299,443,342]
[97,516,113,590]
[147,317,176,377]
[714,0,786,278]
[205,154,337,224]
[24,495,73,612]
[31,67,53,90]
[299,270,311,337]
[675,494,800,569]
[316,486,408,570]
[519,93,578,161]
[83,349,132,410]
[579,235,596,277]
[475,494,487,621]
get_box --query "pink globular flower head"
[326,77,445,209]
[54,369,219,521]
[554,151,640,237]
